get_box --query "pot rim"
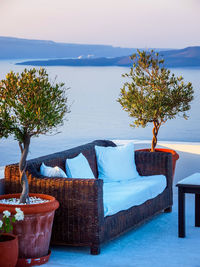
[0,193,59,214]
[0,233,18,243]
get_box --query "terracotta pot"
[0,193,59,266]
[136,148,179,180]
[0,233,18,267]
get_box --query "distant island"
[16,46,200,68]
[16,56,129,67]
[0,36,200,67]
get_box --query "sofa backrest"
[26,140,116,178]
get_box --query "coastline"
[15,46,200,68]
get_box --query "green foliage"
[0,68,69,143]
[0,208,24,234]
[0,95,12,139]
[1,217,15,233]
[0,212,15,233]
[118,50,194,145]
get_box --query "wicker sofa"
[4,140,173,255]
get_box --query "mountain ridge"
[0,36,137,59]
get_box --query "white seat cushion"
[103,175,167,217]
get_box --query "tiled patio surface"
[43,189,200,267]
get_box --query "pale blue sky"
[0,0,199,48]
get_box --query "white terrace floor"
[45,190,200,267]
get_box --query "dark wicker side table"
[176,173,200,238]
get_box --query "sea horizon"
[0,60,200,166]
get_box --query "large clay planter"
[0,193,59,267]
[0,233,18,267]
[136,148,179,180]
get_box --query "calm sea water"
[0,60,200,165]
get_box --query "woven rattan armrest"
[135,151,173,188]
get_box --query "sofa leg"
[164,207,172,213]
[90,244,100,255]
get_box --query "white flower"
[15,208,22,213]
[3,210,11,218]
[14,212,24,221]
[14,208,24,221]
[0,220,3,228]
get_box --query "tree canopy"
[0,68,69,142]
[118,50,194,151]
[0,104,11,139]
[0,68,69,202]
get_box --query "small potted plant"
[0,68,69,266]
[0,208,24,267]
[118,50,194,178]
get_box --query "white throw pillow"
[95,143,139,182]
[40,162,67,178]
[66,153,95,179]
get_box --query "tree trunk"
[151,120,161,152]
[19,134,30,204]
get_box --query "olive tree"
[0,93,13,139]
[0,68,69,203]
[0,111,9,139]
[118,50,194,152]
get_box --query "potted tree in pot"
[118,50,194,179]
[0,68,69,266]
